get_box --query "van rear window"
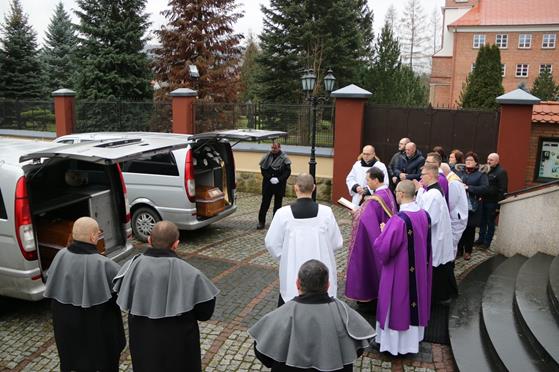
[0,188,6,219]
[121,153,179,176]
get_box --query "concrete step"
[481,255,555,372]
[514,253,559,368]
[549,255,559,323]
[449,255,506,372]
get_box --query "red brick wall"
[448,31,559,107]
[430,56,453,107]
[526,122,559,186]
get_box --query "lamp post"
[301,69,336,200]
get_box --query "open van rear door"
[190,129,287,144]
[19,137,190,164]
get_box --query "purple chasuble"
[374,209,432,331]
[345,188,397,301]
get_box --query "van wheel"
[132,207,161,242]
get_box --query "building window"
[496,34,508,48]
[473,34,486,48]
[540,64,553,74]
[518,34,532,48]
[542,34,557,48]
[516,64,529,77]
[471,63,476,72]
[501,64,506,77]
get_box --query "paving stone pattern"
[0,192,496,371]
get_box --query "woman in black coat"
[455,152,489,260]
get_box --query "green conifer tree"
[368,21,401,104]
[153,0,243,102]
[531,69,558,101]
[0,0,43,99]
[41,1,78,93]
[459,44,504,109]
[73,0,153,101]
[257,0,374,103]
[239,34,262,103]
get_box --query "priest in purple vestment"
[373,180,432,355]
[345,167,397,305]
[425,152,449,206]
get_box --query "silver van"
[55,130,285,242]
[0,136,189,300]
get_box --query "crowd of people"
[43,140,509,371]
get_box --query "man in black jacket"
[258,142,292,229]
[394,142,425,182]
[389,137,410,187]
[476,153,508,249]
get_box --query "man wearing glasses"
[346,145,389,206]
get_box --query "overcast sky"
[0,0,444,46]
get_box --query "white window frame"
[516,64,529,77]
[540,64,553,74]
[501,64,506,77]
[471,63,476,72]
[542,34,557,49]
[473,34,486,48]
[496,34,508,48]
[518,34,532,48]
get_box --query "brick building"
[430,0,559,107]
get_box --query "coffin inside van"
[192,142,230,217]
[27,159,124,272]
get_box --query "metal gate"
[363,104,500,164]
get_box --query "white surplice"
[265,205,343,302]
[346,160,389,205]
[447,178,469,254]
[415,187,454,267]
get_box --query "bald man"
[114,221,219,372]
[346,145,389,206]
[44,217,125,372]
[395,142,425,182]
[389,137,410,186]
[476,153,508,248]
[266,174,343,306]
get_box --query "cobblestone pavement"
[0,192,496,371]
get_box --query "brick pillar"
[52,88,76,136]
[496,89,540,193]
[170,88,197,134]
[330,84,372,203]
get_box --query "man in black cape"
[248,259,375,371]
[113,220,219,372]
[257,142,292,229]
[44,216,125,372]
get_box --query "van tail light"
[185,150,196,202]
[116,164,131,224]
[226,145,237,189]
[14,177,37,261]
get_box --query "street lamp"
[301,68,336,201]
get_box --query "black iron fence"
[194,102,335,147]
[75,100,172,133]
[0,100,55,132]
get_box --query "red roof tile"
[533,101,559,124]
[450,0,559,27]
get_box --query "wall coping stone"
[170,88,198,97]
[331,84,372,99]
[52,88,76,97]
[497,89,541,105]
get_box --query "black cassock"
[113,248,219,372]
[44,242,125,372]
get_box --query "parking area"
[0,192,494,371]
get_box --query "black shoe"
[256,223,265,230]
[474,240,484,246]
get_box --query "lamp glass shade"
[324,70,336,92]
[301,70,316,92]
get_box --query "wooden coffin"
[195,186,225,218]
